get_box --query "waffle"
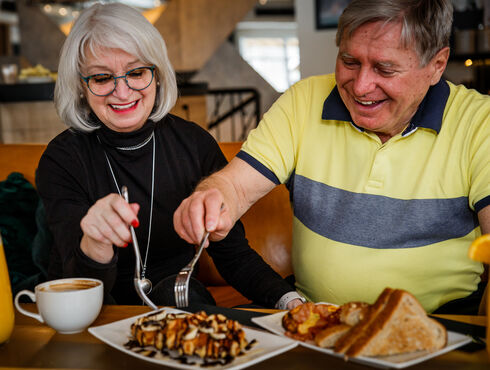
[126,310,251,362]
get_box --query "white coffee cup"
[14,278,103,334]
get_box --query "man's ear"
[429,46,450,86]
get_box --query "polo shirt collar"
[321,78,450,135]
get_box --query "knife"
[429,315,486,352]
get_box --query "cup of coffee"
[14,278,103,334]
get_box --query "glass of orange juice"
[468,235,490,355]
[485,282,490,356]
[0,232,14,344]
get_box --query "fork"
[121,186,158,310]
[174,231,210,307]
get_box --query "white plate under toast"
[88,307,297,370]
[251,311,472,369]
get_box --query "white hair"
[55,2,177,132]
[336,0,453,66]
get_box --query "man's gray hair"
[336,0,453,66]
[55,2,177,132]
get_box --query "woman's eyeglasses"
[80,65,156,97]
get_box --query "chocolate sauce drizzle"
[124,335,257,367]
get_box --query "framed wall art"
[315,0,351,29]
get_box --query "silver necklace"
[101,132,155,290]
[115,133,154,151]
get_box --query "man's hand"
[174,157,277,246]
[286,298,305,310]
[173,188,234,246]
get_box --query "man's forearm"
[195,170,244,225]
[196,157,276,222]
[174,157,276,245]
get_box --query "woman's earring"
[80,93,84,99]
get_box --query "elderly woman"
[36,3,301,308]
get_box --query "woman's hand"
[80,193,140,264]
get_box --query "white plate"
[88,308,297,370]
[251,311,472,369]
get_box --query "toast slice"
[314,301,370,348]
[342,289,447,357]
[315,323,352,348]
[334,287,394,354]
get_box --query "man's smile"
[354,98,383,106]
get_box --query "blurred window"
[236,22,300,92]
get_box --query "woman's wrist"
[80,234,114,264]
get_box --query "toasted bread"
[337,288,447,357]
[283,288,447,358]
[315,323,352,348]
[334,287,394,354]
[314,301,370,348]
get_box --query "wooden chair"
[0,144,46,186]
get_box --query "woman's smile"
[82,47,156,132]
[109,100,139,112]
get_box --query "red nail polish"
[123,243,128,248]
[131,219,139,228]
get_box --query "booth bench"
[0,142,293,307]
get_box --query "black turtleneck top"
[36,114,293,306]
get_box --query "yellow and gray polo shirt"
[237,73,490,313]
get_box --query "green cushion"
[0,172,51,295]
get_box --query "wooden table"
[0,304,488,369]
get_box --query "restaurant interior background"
[0,0,488,145]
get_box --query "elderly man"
[174,0,490,314]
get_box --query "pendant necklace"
[99,131,155,294]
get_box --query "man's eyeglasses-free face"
[80,65,156,97]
